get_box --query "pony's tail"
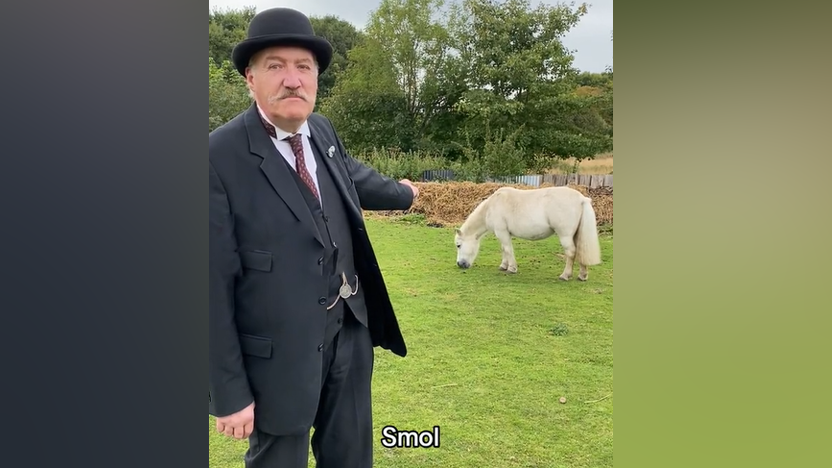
[575,196,602,266]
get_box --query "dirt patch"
[365,182,613,228]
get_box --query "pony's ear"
[455,228,462,236]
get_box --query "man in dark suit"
[209,7,420,468]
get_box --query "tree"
[451,0,611,165]
[209,58,250,132]
[209,7,257,66]
[321,0,467,153]
[309,16,364,99]
[318,39,412,150]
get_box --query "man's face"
[246,45,318,132]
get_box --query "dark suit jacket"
[208,104,414,435]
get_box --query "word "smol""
[380,425,441,448]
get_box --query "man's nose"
[282,72,302,88]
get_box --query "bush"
[480,128,526,178]
[352,144,542,183]
[354,148,449,180]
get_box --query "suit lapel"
[307,117,362,221]
[244,105,324,247]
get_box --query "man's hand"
[216,401,255,440]
[399,179,420,199]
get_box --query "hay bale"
[585,186,613,226]
[365,181,613,227]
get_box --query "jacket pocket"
[240,250,272,272]
[238,333,272,358]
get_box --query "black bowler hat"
[231,7,333,77]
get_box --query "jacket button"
[318,297,326,305]
[318,257,323,265]
[318,344,323,352]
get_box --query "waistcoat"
[282,140,370,349]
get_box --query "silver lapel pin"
[327,146,335,158]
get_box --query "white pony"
[454,186,602,281]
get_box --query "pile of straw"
[365,182,613,227]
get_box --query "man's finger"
[223,425,235,437]
[216,421,225,433]
[243,421,254,439]
[233,425,245,439]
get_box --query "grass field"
[209,216,614,467]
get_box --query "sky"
[209,0,613,73]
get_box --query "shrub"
[354,148,450,180]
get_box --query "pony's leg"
[497,230,509,270]
[494,229,518,273]
[558,235,577,281]
[499,247,508,271]
[578,263,589,281]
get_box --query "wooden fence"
[420,170,613,188]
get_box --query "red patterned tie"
[285,133,320,201]
[258,114,319,201]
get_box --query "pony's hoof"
[558,275,570,281]
[507,267,518,274]
[578,275,588,281]
[499,265,508,271]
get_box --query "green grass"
[209,216,613,467]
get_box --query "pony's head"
[454,227,482,269]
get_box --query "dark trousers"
[244,306,374,468]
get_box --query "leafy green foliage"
[208,58,250,132]
[209,7,256,67]
[318,38,415,150]
[355,147,450,180]
[322,0,465,154]
[451,0,611,162]
[309,16,364,99]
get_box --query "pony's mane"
[459,193,493,234]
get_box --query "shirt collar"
[257,104,310,140]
